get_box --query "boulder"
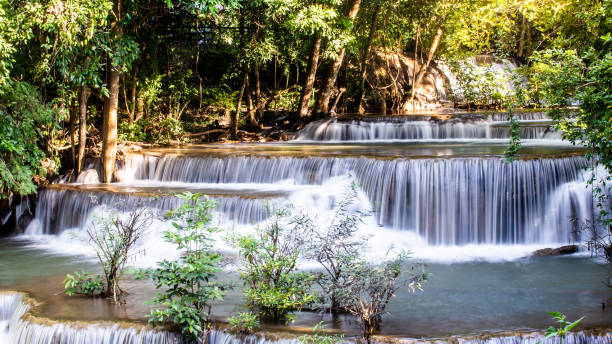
[534,245,579,256]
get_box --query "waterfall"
[293,113,559,141]
[113,152,594,245]
[1,293,610,344]
[451,332,612,344]
[0,293,184,344]
[27,186,281,235]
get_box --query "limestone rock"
[534,245,578,256]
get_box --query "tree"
[290,1,342,117]
[314,0,362,115]
[335,252,426,343]
[63,207,151,303]
[88,207,150,303]
[230,206,315,323]
[0,82,57,198]
[139,193,230,342]
[306,183,369,312]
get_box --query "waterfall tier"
[108,151,595,245]
[293,113,560,141]
[1,292,610,344]
[28,184,286,235]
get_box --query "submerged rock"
[534,245,579,256]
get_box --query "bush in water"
[229,205,315,324]
[304,182,371,312]
[136,192,230,342]
[63,270,105,297]
[299,322,344,344]
[63,207,151,303]
[228,311,260,334]
[335,251,427,343]
[541,312,584,344]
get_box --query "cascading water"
[0,293,184,344]
[27,185,284,235]
[8,112,611,343]
[1,292,611,344]
[114,152,593,245]
[293,113,560,141]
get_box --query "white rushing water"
[293,113,561,142]
[16,113,610,264]
[1,293,611,344]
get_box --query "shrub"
[64,207,151,303]
[230,206,315,324]
[63,270,105,297]
[299,322,344,344]
[0,81,59,198]
[139,192,230,342]
[229,311,260,334]
[336,252,426,343]
[305,183,370,312]
[541,312,584,344]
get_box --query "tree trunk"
[101,0,121,183]
[196,12,203,110]
[409,26,442,101]
[69,104,77,168]
[232,73,248,139]
[314,0,362,114]
[254,65,263,121]
[330,87,346,113]
[518,14,527,58]
[135,94,144,122]
[77,85,90,173]
[246,76,260,128]
[297,35,322,117]
[130,69,137,122]
[356,2,382,113]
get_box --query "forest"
[0,0,610,196]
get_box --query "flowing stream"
[2,112,611,343]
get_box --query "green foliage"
[268,88,302,111]
[305,183,369,311]
[0,81,58,197]
[299,322,344,344]
[230,206,315,324]
[449,59,510,108]
[63,270,105,297]
[228,311,260,334]
[82,208,150,302]
[540,312,584,344]
[527,43,612,225]
[335,251,426,341]
[138,193,229,342]
[528,49,585,108]
[120,116,190,144]
[504,113,521,163]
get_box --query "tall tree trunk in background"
[135,94,144,122]
[69,105,77,168]
[518,15,527,58]
[297,35,322,117]
[129,68,137,122]
[409,26,442,102]
[101,0,122,183]
[232,73,248,139]
[356,2,382,113]
[77,85,90,173]
[196,12,203,110]
[314,0,362,114]
[254,65,263,121]
[246,78,260,128]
